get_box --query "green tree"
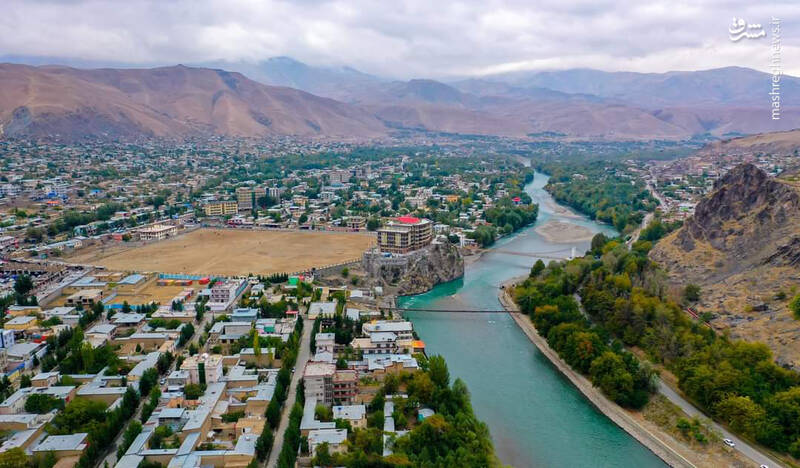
[683,284,701,303]
[790,294,800,320]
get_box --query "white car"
[760,465,769,468]
[723,438,735,447]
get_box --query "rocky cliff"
[651,163,800,367]
[362,242,464,296]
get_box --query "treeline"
[254,316,304,464]
[538,161,655,232]
[484,198,539,235]
[520,233,800,457]
[46,386,140,468]
[514,255,656,408]
[45,202,126,235]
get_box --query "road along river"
[398,172,668,467]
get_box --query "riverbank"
[498,279,695,468]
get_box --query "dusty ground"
[111,284,199,306]
[66,228,375,276]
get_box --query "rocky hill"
[651,164,800,367]
[0,63,386,140]
[362,242,464,296]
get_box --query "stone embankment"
[499,279,695,468]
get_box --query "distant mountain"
[197,57,385,103]
[0,63,386,140]
[699,129,800,155]
[490,67,800,109]
[0,58,796,141]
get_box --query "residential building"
[204,200,238,216]
[303,362,335,406]
[236,186,266,211]
[180,354,224,385]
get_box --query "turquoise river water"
[398,172,668,467]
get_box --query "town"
[0,136,534,467]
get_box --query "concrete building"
[303,362,336,406]
[377,216,433,254]
[135,224,178,241]
[343,216,366,230]
[236,186,266,211]
[32,433,88,460]
[332,404,367,429]
[180,354,224,385]
[204,200,238,216]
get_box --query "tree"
[0,447,29,468]
[13,275,33,297]
[427,355,450,388]
[366,218,380,231]
[184,383,204,400]
[24,393,64,413]
[253,333,261,356]
[589,352,634,406]
[19,374,31,388]
[139,368,159,397]
[790,294,800,320]
[530,259,546,277]
[683,284,701,303]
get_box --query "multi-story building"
[180,354,223,385]
[268,186,285,200]
[377,216,433,254]
[343,216,366,231]
[209,279,246,305]
[304,362,336,406]
[332,370,358,405]
[236,186,266,211]
[203,201,238,216]
[135,224,178,241]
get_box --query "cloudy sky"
[1,0,797,78]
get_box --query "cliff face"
[362,242,464,296]
[651,163,800,367]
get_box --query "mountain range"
[1,56,798,141]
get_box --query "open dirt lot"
[111,283,197,306]
[66,228,375,276]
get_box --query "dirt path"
[499,282,695,468]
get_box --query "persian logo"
[728,18,765,41]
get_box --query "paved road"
[657,381,782,468]
[265,314,312,468]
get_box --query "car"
[760,465,769,468]
[160,378,166,385]
[723,438,735,448]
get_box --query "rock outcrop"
[362,242,464,296]
[651,163,800,367]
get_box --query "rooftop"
[33,433,88,452]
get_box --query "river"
[398,171,668,467]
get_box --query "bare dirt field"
[111,283,197,306]
[66,228,375,276]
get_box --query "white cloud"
[0,0,796,77]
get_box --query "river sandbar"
[534,220,594,243]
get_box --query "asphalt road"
[657,380,782,468]
[265,313,312,468]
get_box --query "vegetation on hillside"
[517,233,800,458]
